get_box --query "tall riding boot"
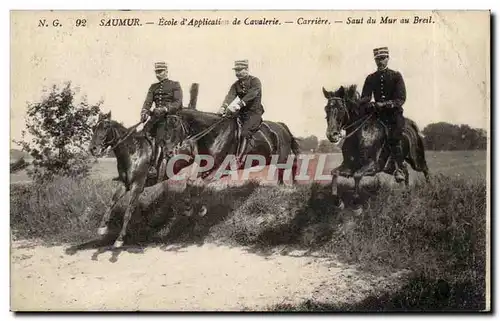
[392,141,405,182]
[148,141,159,177]
[236,136,248,168]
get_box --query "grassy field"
[10,150,488,311]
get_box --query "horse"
[322,84,430,213]
[88,111,157,248]
[160,108,301,185]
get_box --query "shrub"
[13,82,103,182]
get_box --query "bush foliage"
[14,82,103,182]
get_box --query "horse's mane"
[176,108,223,129]
[107,120,128,135]
[333,84,360,102]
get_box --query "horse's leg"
[113,179,145,248]
[353,175,362,207]
[423,167,430,182]
[277,156,297,186]
[113,157,149,248]
[97,185,127,236]
[278,168,284,185]
[403,164,410,187]
[331,163,352,209]
[291,157,298,185]
[331,168,343,209]
[352,161,378,214]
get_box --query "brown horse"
[160,109,301,185]
[322,85,430,213]
[88,111,157,247]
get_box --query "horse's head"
[89,111,118,157]
[322,85,359,143]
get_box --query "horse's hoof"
[97,227,108,235]
[394,174,405,183]
[114,240,124,248]
[352,206,363,216]
[198,205,208,217]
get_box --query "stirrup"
[148,166,158,177]
[393,168,405,181]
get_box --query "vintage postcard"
[10,10,490,312]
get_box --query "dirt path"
[11,239,407,311]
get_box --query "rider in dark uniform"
[218,59,265,164]
[140,61,183,177]
[360,47,407,182]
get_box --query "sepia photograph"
[9,9,490,312]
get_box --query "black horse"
[160,109,301,185]
[322,85,430,213]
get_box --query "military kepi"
[373,47,389,58]
[233,59,249,70]
[155,61,168,70]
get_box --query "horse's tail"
[278,122,301,155]
[405,118,429,176]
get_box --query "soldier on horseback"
[218,59,265,165]
[360,47,407,182]
[140,61,183,177]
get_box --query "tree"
[317,139,341,153]
[297,135,319,153]
[14,82,103,182]
[422,122,487,151]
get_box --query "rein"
[341,113,374,139]
[109,121,143,150]
[183,115,229,143]
[327,96,374,142]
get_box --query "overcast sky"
[10,10,489,147]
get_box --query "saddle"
[234,116,265,154]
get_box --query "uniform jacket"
[222,75,264,114]
[142,79,183,115]
[360,68,406,111]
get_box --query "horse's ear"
[338,86,346,98]
[105,111,111,119]
[347,85,357,99]
[322,87,330,99]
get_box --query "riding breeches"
[144,118,167,147]
[381,109,405,146]
[239,111,263,139]
[380,109,405,165]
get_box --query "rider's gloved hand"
[140,110,149,122]
[153,107,167,118]
[218,104,228,115]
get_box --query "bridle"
[92,120,118,152]
[326,96,374,140]
[326,97,351,130]
[94,119,143,152]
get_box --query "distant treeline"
[297,122,487,153]
[296,135,341,154]
[422,122,487,151]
